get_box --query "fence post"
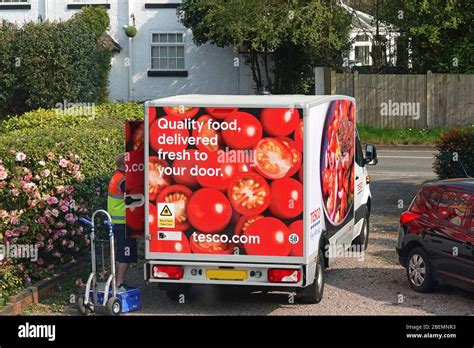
[426,70,433,128]
[314,67,325,95]
[330,69,337,95]
[353,70,360,124]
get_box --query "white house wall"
[0,0,254,101]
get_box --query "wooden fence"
[327,71,474,129]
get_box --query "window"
[355,46,370,65]
[151,33,185,71]
[355,34,369,42]
[355,133,364,167]
[437,191,471,227]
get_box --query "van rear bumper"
[144,260,306,287]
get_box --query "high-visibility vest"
[107,171,126,224]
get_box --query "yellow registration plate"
[206,269,248,281]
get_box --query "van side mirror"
[365,144,378,165]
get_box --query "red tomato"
[149,203,158,234]
[156,185,192,231]
[289,220,303,256]
[197,152,239,191]
[234,215,263,236]
[126,189,145,232]
[125,150,145,192]
[129,123,145,152]
[293,119,303,152]
[268,178,303,219]
[243,217,291,256]
[254,138,293,179]
[227,172,270,216]
[298,165,303,183]
[192,115,223,153]
[187,188,232,234]
[148,106,157,124]
[149,157,171,201]
[152,233,191,253]
[150,116,189,153]
[222,112,262,149]
[204,107,239,120]
[280,137,302,177]
[260,108,300,137]
[189,232,234,254]
[163,106,199,119]
[172,149,199,187]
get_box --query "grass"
[357,126,447,145]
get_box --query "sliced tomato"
[234,214,264,236]
[189,232,234,254]
[204,107,239,120]
[280,137,302,177]
[149,157,171,201]
[192,115,223,153]
[227,172,270,216]
[163,106,199,119]
[156,185,192,231]
[293,119,303,152]
[254,138,293,179]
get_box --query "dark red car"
[397,179,474,293]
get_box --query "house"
[0,0,254,101]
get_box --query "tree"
[179,0,351,94]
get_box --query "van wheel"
[165,284,191,302]
[353,209,369,251]
[406,247,434,293]
[297,249,325,304]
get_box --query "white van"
[141,95,377,303]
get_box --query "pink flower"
[19,226,29,232]
[0,165,7,181]
[10,188,20,197]
[65,213,75,223]
[60,205,68,213]
[38,216,46,224]
[66,186,75,195]
[51,209,59,217]
[52,233,59,241]
[36,234,45,242]
[59,159,68,168]
[47,196,58,205]
[59,229,67,236]
[15,152,26,162]
[17,264,25,272]
[10,217,19,225]
[26,277,31,284]
[42,169,50,178]
[56,185,65,194]
[56,222,64,228]
[24,174,32,182]
[37,258,44,265]
[73,164,80,172]
[68,241,75,248]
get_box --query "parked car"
[397,179,474,293]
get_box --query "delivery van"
[142,94,377,303]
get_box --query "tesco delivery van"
[142,95,378,303]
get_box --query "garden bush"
[0,102,143,299]
[433,127,474,179]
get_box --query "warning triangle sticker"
[160,205,173,217]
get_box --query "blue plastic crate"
[89,287,141,313]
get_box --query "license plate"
[206,269,247,281]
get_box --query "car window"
[355,135,364,167]
[437,191,471,227]
[410,190,425,214]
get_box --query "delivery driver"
[107,153,137,289]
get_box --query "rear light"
[400,211,420,225]
[152,265,184,279]
[267,269,301,283]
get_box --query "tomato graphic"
[260,108,300,137]
[222,112,262,149]
[280,137,302,177]
[189,232,234,254]
[128,122,145,152]
[153,233,191,253]
[125,150,145,192]
[163,106,199,119]
[298,165,303,183]
[437,205,451,219]
[268,178,303,219]
[293,119,303,152]
[149,157,171,201]
[187,188,232,234]
[197,152,239,192]
[243,217,291,256]
[148,106,157,124]
[192,115,223,153]
[254,138,293,179]
[172,149,199,187]
[150,116,189,153]
[227,172,270,216]
[126,189,145,232]
[156,185,192,231]
[289,220,303,256]
[204,107,238,120]
[234,214,263,236]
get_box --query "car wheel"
[296,248,325,304]
[353,208,369,251]
[406,247,434,293]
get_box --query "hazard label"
[157,203,175,228]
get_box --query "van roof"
[146,94,355,109]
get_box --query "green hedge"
[433,127,474,179]
[0,7,112,119]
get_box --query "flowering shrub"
[0,149,88,285]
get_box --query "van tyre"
[106,297,122,316]
[297,249,325,304]
[406,247,434,293]
[353,208,369,251]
